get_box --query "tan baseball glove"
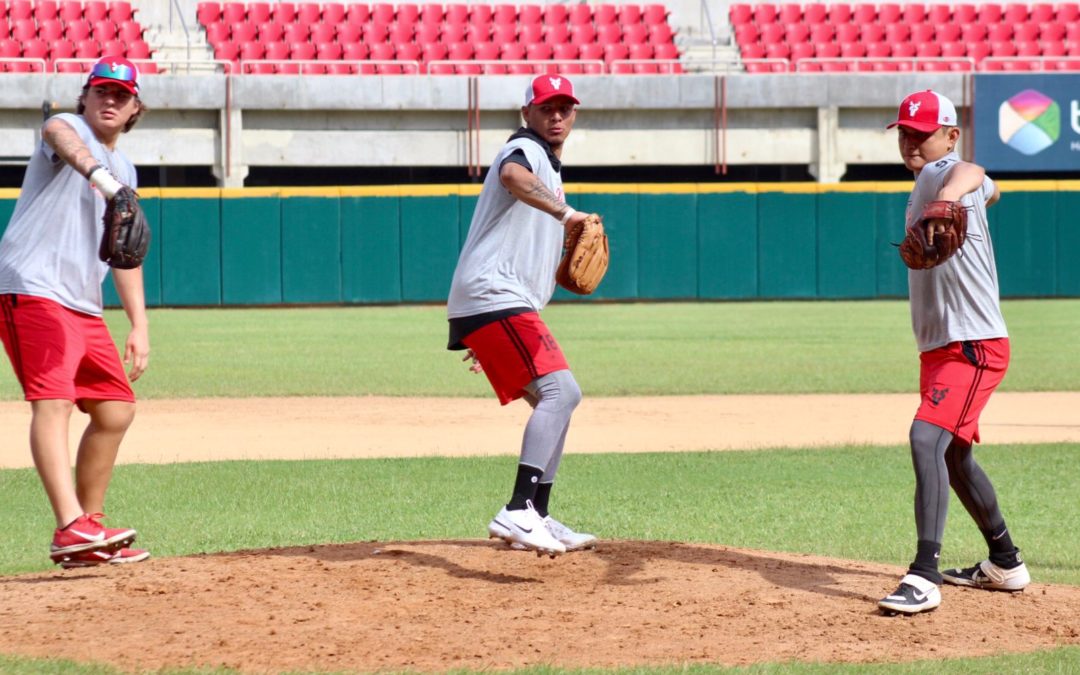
[899,200,968,270]
[556,213,609,295]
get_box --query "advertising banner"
[974,74,1080,171]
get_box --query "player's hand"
[124,324,150,381]
[462,349,483,374]
[925,219,947,246]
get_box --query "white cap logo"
[908,101,921,117]
[549,77,562,90]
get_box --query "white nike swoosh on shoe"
[69,529,105,542]
[912,589,933,601]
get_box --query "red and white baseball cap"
[524,74,580,106]
[886,90,957,132]
[87,55,140,95]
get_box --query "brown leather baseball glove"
[556,213,609,295]
[99,186,150,269]
[899,200,968,270]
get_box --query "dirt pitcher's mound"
[1,541,1078,673]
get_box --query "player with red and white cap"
[877,90,1029,615]
[447,75,597,557]
[0,56,150,568]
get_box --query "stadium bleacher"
[733,2,1080,73]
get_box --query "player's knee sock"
[944,442,1019,567]
[908,420,953,583]
[532,482,553,517]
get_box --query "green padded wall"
[222,196,282,305]
[401,195,460,302]
[342,196,402,303]
[758,192,818,298]
[817,192,877,299]
[698,191,757,299]
[282,196,341,303]
[637,193,699,299]
[160,196,221,306]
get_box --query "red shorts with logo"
[915,338,1009,445]
[462,312,570,405]
[0,294,134,407]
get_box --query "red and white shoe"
[59,548,150,569]
[50,513,136,563]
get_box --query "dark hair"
[76,84,145,133]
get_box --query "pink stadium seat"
[927,4,951,23]
[1016,40,1041,56]
[388,22,415,43]
[594,3,616,25]
[75,36,101,57]
[517,22,542,45]
[83,0,107,22]
[538,3,564,25]
[419,3,444,24]
[108,0,133,22]
[491,22,515,45]
[8,0,32,20]
[952,3,976,22]
[877,3,900,23]
[1043,40,1066,56]
[1014,22,1039,42]
[596,23,621,45]
[802,2,826,24]
[902,3,926,24]
[230,21,257,44]
[729,3,752,25]
[936,23,961,42]
[1058,2,1080,22]
[977,3,1003,24]
[247,2,271,24]
[244,61,274,74]
[619,3,643,25]
[500,40,523,59]
[363,21,389,43]
[988,23,1013,42]
[473,39,497,59]
[101,37,125,54]
[56,60,89,72]
[271,2,296,24]
[441,22,466,43]
[965,41,991,61]
[118,19,142,41]
[1041,22,1066,42]
[567,3,590,25]
[809,22,834,43]
[396,3,419,25]
[66,18,92,41]
[916,41,942,56]
[127,38,149,58]
[21,36,48,58]
[741,42,765,59]
[786,22,810,44]
[991,40,1017,56]
[240,40,265,60]
[38,18,65,42]
[296,2,321,25]
[264,41,289,60]
[94,19,119,41]
[734,23,759,45]
[283,22,310,43]
[919,60,950,71]
[34,0,58,21]
[317,41,343,60]
[345,3,370,24]
[214,39,240,61]
[323,2,346,24]
[492,3,515,25]
[835,3,859,24]
[197,2,222,25]
[259,20,285,43]
[1053,58,1080,70]
[892,41,915,57]
[753,3,777,24]
[835,22,859,44]
[526,41,552,60]
[444,3,467,24]
[623,22,648,45]
[1068,23,1080,43]
[910,23,934,43]
[764,41,790,59]
[778,3,801,24]
[221,2,245,24]
[59,0,83,22]
[290,40,315,59]
[961,22,988,42]
[310,22,336,44]
[602,41,628,63]
[569,22,596,45]
[866,41,891,57]
[840,41,866,57]
[469,3,492,24]
[941,41,965,57]
[859,23,885,43]
[1029,2,1054,22]
[1003,2,1028,23]
[343,41,369,59]
[553,41,578,59]
[415,22,440,44]
[50,37,75,58]
[464,21,490,44]
[11,18,35,41]
[643,3,667,25]
[816,41,840,57]
[421,40,447,61]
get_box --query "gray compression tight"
[520,369,581,481]
[910,420,1006,544]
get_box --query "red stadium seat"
[59,0,83,22]
[323,2,346,24]
[1042,40,1066,56]
[34,0,58,21]
[492,3,516,25]
[903,3,927,24]
[765,41,790,59]
[243,2,269,24]
[221,2,245,25]
[317,41,343,60]
[296,2,321,25]
[117,20,142,42]
[363,21,389,43]
[264,41,289,60]
[809,23,834,43]
[618,3,643,25]
[11,18,35,41]
[1029,2,1053,22]
[596,23,621,46]
[803,2,826,24]
[1003,2,1028,23]
[1041,22,1066,42]
[910,23,935,43]
[75,37,101,57]
[648,24,673,44]
[741,42,765,59]
[840,41,866,57]
[464,21,490,44]
[594,3,617,25]
[884,22,909,42]
[420,3,444,24]
[244,61,274,74]
[421,40,447,61]
[197,2,222,25]
[941,41,965,57]
[396,3,419,25]
[259,20,285,43]
[526,41,552,60]
[500,41,524,59]
[602,41,628,63]
[388,22,415,44]
[1016,40,1041,56]
[283,22,310,43]
[56,60,90,72]
[345,3,370,24]
[66,18,92,41]
[816,41,840,57]
[469,3,492,24]
[1052,58,1080,70]
[83,0,107,22]
[835,22,859,44]
[859,23,884,43]
[866,41,891,57]
[240,40,265,60]
[441,22,466,43]
[1013,22,1039,43]
[290,40,315,59]
[540,3,566,25]
[952,3,977,22]
[778,3,801,24]
[126,38,149,58]
[987,23,1013,42]
[444,3,467,24]
[473,40,498,59]
[94,19,119,41]
[213,39,239,61]
[343,41,369,59]
[567,3,590,25]
[415,22,440,45]
[936,24,961,43]
[729,3,752,25]
[51,37,75,59]
[517,22,542,45]
[38,18,65,42]
[655,42,678,59]
[876,3,899,23]
[977,3,1003,24]
[927,4,951,23]
[752,3,777,24]
[230,21,257,44]
[1058,2,1080,22]
[107,0,133,23]
[491,23,516,45]
[8,0,32,20]
[101,37,125,55]
[990,40,1017,56]
[734,23,759,46]
[623,23,648,45]
[965,41,991,61]
[916,41,942,57]
[919,60,951,71]
[642,3,667,25]
[892,41,915,57]
[569,23,596,45]
[961,22,988,42]
[553,42,579,59]
[836,3,860,24]
[271,2,296,24]
[629,42,654,59]
[311,22,336,44]
[786,22,810,44]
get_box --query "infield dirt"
[0,392,1078,672]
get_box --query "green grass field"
[0,301,1078,674]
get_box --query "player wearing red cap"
[0,56,150,568]
[877,90,1029,616]
[447,75,597,557]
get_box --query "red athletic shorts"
[462,312,570,405]
[0,294,134,407]
[915,338,1009,445]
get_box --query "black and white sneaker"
[878,573,942,615]
[942,559,1030,591]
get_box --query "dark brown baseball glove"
[556,213,609,295]
[99,186,150,269]
[899,200,968,270]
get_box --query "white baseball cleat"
[942,559,1030,591]
[878,573,942,615]
[543,515,597,551]
[488,501,565,557]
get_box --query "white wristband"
[88,165,123,200]
[559,207,577,226]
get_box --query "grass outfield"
[1,300,1077,399]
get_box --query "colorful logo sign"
[998,89,1060,156]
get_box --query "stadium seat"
[623,23,648,45]
[94,19,119,41]
[655,42,678,59]
[1058,2,1080,22]
[59,0,83,22]
[283,22,310,43]
[38,18,65,42]
[51,37,75,59]
[1041,22,1066,42]
[649,24,673,45]
[500,40,524,60]
[311,22,337,44]
[987,23,1013,42]
[910,23,935,43]
[952,3,977,22]
[396,3,419,25]
[8,0,32,20]
[516,22,541,45]
[419,3,444,24]
[786,22,810,44]
[421,40,447,62]
[244,61,274,74]
[388,22,415,44]
[567,3,590,25]
[840,41,866,57]
[729,3,752,25]
[363,21,389,43]
[66,18,92,42]
[296,2,321,25]
[11,18,35,41]
[221,2,245,25]
[240,40,265,60]
[1014,22,1039,43]
[918,60,950,71]
[765,41,790,59]
[56,59,90,72]
[271,2,296,24]
[101,38,126,55]
[290,40,315,59]
[214,39,240,62]
[927,4,951,23]
[803,2,826,24]
[205,20,229,44]
[596,23,621,46]
[936,24,961,43]
[108,1,133,23]
[734,23,759,46]
[941,41,965,57]
[441,22,466,43]
[492,3,516,25]
[569,23,596,45]
[464,21,490,44]
[916,41,942,57]
[835,22,859,44]
[965,41,991,61]
[259,20,286,43]
[323,2,346,24]
[197,1,222,26]
[602,41,628,64]
[1042,40,1066,56]
[741,42,765,59]
[127,38,150,58]
[444,3,468,24]
[835,3,859,24]
[526,41,552,60]
[753,3,777,24]
[34,0,58,22]
[317,41,343,60]
[977,3,1003,23]
[991,40,1017,56]
[1029,2,1054,22]
[961,22,988,42]
[1003,2,1028,23]
[75,37,102,57]
[892,41,915,57]
[0,38,23,58]
[809,23,834,43]
[345,3,370,24]
[866,41,891,57]
[1052,58,1080,70]
[1016,40,1041,56]
[877,2,901,23]
[860,22,885,43]
[342,41,370,60]
[642,3,667,25]
[230,21,257,44]
[469,3,492,24]
[538,3,565,25]
[246,2,271,24]
[778,3,801,24]
[903,3,927,24]
[594,3,617,25]
[618,3,643,25]
[415,22,440,45]
[816,41,840,57]
[491,23,516,45]
[117,20,142,42]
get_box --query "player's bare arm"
[500,163,587,229]
[42,118,102,178]
[937,162,986,201]
[113,266,150,381]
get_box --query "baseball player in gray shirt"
[878,90,1029,616]
[448,75,596,557]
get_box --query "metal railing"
[50,57,235,74]
[426,58,607,75]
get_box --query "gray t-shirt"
[0,113,137,316]
[447,131,565,319]
[907,152,1006,352]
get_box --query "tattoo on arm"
[524,177,567,216]
[42,120,98,178]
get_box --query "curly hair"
[76,84,146,133]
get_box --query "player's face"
[897,126,958,172]
[523,97,577,148]
[82,84,140,136]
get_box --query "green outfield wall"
[0,182,1076,306]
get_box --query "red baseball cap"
[524,74,580,106]
[887,90,957,132]
[87,56,140,95]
